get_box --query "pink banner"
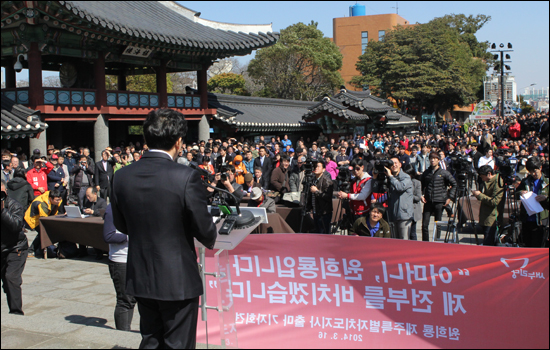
[197,235,549,349]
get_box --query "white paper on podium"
[520,191,544,216]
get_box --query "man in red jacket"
[26,156,54,197]
[509,119,521,140]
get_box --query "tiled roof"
[60,1,279,56]
[1,96,47,139]
[304,97,368,121]
[207,93,319,132]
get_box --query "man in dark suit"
[81,186,107,217]
[94,149,116,201]
[215,146,232,173]
[253,146,273,183]
[111,109,217,349]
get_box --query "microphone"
[189,163,255,228]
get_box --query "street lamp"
[490,42,513,117]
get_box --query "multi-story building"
[332,4,412,90]
[483,75,518,106]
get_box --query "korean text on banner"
[197,235,549,349]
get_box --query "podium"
[195,207,267,348]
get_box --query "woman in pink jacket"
[325,154,339,180]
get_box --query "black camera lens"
[1,191,7,201]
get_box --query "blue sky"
[183,1,549,94]
[5,1,549,95]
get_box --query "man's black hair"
[478,165,494,176]
[225,164,236,174]
[350,158,364,168]
[13,167,26,179]
[49,189,63,198]
[143,109,188,150]
[370,203,386,215]
[526,157,542,172]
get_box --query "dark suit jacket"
[215,155,233,173]
[111,151,217,301]
[94,159,115,189]
[81,196,107,217]
[253,156,272,181]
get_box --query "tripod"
[443,174,479,244]
[299,174,315,233]
[497,178,522,247]
[331,198,349,235]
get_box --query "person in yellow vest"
[25,190,62,257]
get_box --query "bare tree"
[43,75,61,87]
[170,72,197,94]
[16,80,29,87]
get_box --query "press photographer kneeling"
[471,165,505,246]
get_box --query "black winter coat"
[6,177,34,211]
[421,166,457,204]
[1,196,28,253]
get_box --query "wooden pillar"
[118,72,126,91]
[157,60,167,108]
[5,58,16,88]
[94,52,106,106]
[197,66,208,110]
[27,42,43,108]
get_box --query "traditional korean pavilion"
[302,88,417,135]
[1,1,278,159]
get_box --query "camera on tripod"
[450,155,473,189]
[336,166,352,192]
[495,150,517,185]
[372,157,394,194]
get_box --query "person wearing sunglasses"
[337,158,372,224]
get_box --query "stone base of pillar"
[94,114,109,162]
[198,115,210,142]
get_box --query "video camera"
[495,149,518,185]
[450,154,473,174]
[336,165,352,192]
[372,156,394,194]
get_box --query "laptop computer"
[65,206,89,219]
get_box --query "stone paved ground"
[2,213,477,349]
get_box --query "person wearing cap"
[242,173,261,200]
[248,187,276,213]
[26,155,54,197]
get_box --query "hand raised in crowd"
[38,187,45,194]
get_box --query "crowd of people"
[1,110,550,343]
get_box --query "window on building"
[361,31,368,53]
[379,30,385,42]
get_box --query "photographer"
[471,165,505,246]
[71,156,95,208]
[208,164,243,206]
[384,156,414,240]
[306,160,334,234]
[421,152,457,242]
[1,180,28,315]
[516,157,549,248]
[289,156,306,193]
[337,159,372,223]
